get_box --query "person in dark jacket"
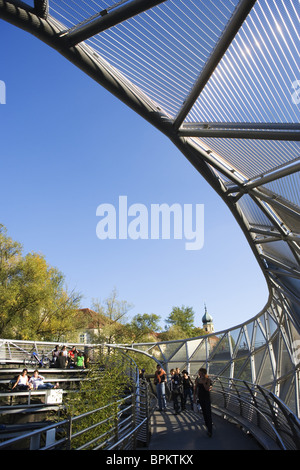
[170,368,183,414]
[194,368,213,437]
[56,351,68,369]
[181,370,194,410]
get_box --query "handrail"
[209,376,300,450]
[0,417,70,449]
[212,388,285,449]
[0,372,298,450]
[1,339,299,449]
[0,376,156,450]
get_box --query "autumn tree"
[91,288,134,344]
[0,225,82,340]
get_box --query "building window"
[79,333,86,344]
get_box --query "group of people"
[51,345,87,369]
[170,367,194,413]
[154,364,213,437]
[12,368,59,391]
[11,346,88,392]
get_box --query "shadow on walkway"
[147,409,262,450]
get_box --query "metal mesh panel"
[0,0,299,427]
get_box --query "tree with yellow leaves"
[0,225,82,341]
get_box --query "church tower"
[202,304,214,333]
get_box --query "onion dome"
[202,305,213,324]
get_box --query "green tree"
[159,324,187,341]
[64,348,133,449]
[165,305,195,336]
[129,313,161,342]
[0,225,82,340]
[189,326,206,337]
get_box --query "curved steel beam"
[1,0,299,418]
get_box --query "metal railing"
[0,379,156,450]
[210,376,300,450]
[0,339,86,365]
[0,338,157,453]
[1,339,300,450]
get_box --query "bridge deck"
[147,409,262,450]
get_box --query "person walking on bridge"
[170,368,183,414]
[154,364,167,411]
[182,370,194,411]
[194,368,213,437]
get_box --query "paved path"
[147,408,262,450]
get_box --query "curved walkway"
[147,409,262,450]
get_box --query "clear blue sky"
[0,20,269,334]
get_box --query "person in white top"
[28,370,59,390]
[12,369,30,390]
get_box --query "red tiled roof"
[79,308,107,329]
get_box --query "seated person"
[56,351,68,369]
[28,370,59,390]
[68,346,78,367]
[12,368,30,391]
[76,351,85,368]
[51,345,60,365]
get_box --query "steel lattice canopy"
[0,0,299,416]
